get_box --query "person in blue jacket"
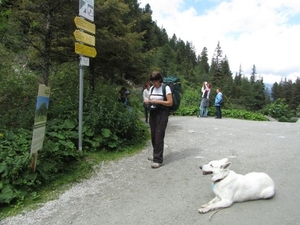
[214,88,223,119]
[118,87,132,111]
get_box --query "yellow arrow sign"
[74,30,95,46]
[74,16,96,34]
[75,42,97,58]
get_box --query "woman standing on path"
[199,81,211,117]
[142,82,151,123]
[144,71,173,169]
[215,88,223,119]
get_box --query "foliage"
[82,94,147,151]
[272,78,300,111]
[221,109,267,121]
[175,87,267,121]
[261,98,295,122]
[0,129,33,205]
[4,0,78,85]
[175,86,199,116]
[46,62,148,152]
[0,128,84,206]
[0,68,39,129]
[296,105,300,117]
[0,66,148,206]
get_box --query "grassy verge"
[0,131,150,220]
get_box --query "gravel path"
[1,116,300,225]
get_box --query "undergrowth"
[0,133,149,220]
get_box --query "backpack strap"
[150,86,154,94]
[150,84,166,100]
[162,83,167,101]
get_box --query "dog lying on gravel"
[198,158,275,213]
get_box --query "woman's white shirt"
[149,85,171,109]
[143,88,150,101]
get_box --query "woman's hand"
[144,99,151,105]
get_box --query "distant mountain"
[265,83,273,90]
[265,83,273,98]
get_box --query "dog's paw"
[200,204,208,208]
[198,207,210,214]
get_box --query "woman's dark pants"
[149,109,169,164]
[215,106,222,118]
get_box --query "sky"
[138,0,300,84]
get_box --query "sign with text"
[75,42,97,58]
[79,0,94,22]
[80,56,90,66]
[74,29,95,46]
[74,16,96,34]
[30,85,50,154]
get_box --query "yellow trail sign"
[75,42,97,58]
[74,16,96,34]
[74,30,95,46]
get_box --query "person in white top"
[199,81,211,117]
[144,71,172,169]
[142,82,151,123]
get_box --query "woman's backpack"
[162,76,182,112]
[149,76,182,112]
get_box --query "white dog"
[198,158,275,214]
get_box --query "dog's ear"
[220,158,228,162]
[222,162,231,169]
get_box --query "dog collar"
[213,173,229,183]
[214,178,223,183]
[212,175,228,189]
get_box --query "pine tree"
[232,71,242,100]
[281,79,294,105]
[251,79,266,110]
[239,76,253,109]
[220,55,233,97]
[95,0,145,82]
[250,65,256,84]
[199,47,210,75]
[5,0,78,85]
[290,78,300,110]
[192,47,211,86]
[156,43,176,75]
[210,41,224,88]
[271,82,279,100]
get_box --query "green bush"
[262,98,294,121]
[82,95,147,151]
[173,86,267,121]
[0,65,149,206]
[0,71,39,129]
[175,87,200,116]
[46,64,148,152]
[0,128,84,205]
[222,109,267,121]
[0,129,33,204]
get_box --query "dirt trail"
[1,116,299,225]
